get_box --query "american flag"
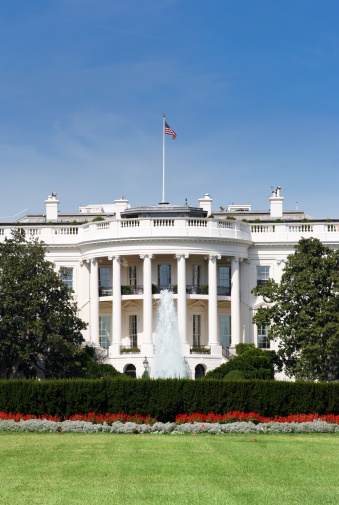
[165,121,177,140]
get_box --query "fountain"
[153,289,188,378]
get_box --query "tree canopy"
[0,230,120,379]
[204,344,278,380]
[252,237,339,381]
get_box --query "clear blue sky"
[0,0,338,219]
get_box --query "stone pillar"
[231,256,241,349]
[89,258,99,346]
[176,253,189,355]
[110,255,121,356]
[208,255,222,355]
[140,254,154,355]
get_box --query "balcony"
[190,346,211,354]
[120,345,141,354]
[217,285,231,296]
[99,286,144,296]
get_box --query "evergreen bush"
[0,379,338,422]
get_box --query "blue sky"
[0,0,338,219]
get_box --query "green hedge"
[0,379,338,422]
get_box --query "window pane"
[218,266,230,286]
[158,265,171,290]
[99,268,111,288]
[257,266,270,287]
[193,314,201,347]
[257,324,270,349]
[129,266,137,288]
[220,315,231,348]
[129,315,137,348]
[60,267,73,290]
[99,316,111,349]
[192,265,201,287]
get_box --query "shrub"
[121,285,132,295]
[92,216,105,222]
[201,284,209,294]
[0,379,338,422]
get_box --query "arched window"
[124,364,136,378]
[195,364,205,379]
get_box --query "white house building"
[1,187,337,378]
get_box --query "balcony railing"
[190,346,211,354]
[217,285,231,296]
[222,346,230,358]
[99,286,144,296]
[120,345,141,354]
[99,287,112,296]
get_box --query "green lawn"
[0,433,338,505]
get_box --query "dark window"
[124,364,136,378]
[129,315,137,348]
[158,265,171,290]
[195,364,205,379]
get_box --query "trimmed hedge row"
[0,379,338,422]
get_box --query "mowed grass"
[0,433,338,505]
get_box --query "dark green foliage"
[224,370,245,380]
[253,238,339,381]
[204,347,278,380]
[172,284,177,294]
[0,378,338,421]
[91,216,104,222]
[201,284,209,294]
[235,343,255,355]
[121,285,132,295]
[152,284,159,294]
[0,231,87,379]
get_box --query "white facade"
[2,188,338,378]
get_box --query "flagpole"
[162,113,165,203]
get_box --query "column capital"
[277,259,286,265]
[79,260,84,266]
[108,256,113,261]
[140,254,154,260]
[175,253,189,260]
[232,256,239,263]
[91,258,97,266]
[209,254,221,261]
[112,255,121,262]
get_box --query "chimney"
[269,186,284,219]
[114,198,129,219]
[198,193,213,216]
[45,192,59,222]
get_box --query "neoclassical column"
[231,256,241,348]
[175,254,189,352]
[89,258,99,346]
[112,255,122,351]
[140,254,154,355]
[208,254,220,349]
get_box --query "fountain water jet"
[153,290,187,378]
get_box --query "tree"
[0,230,89,379]
[204,344,278,380]
[252,238,339,381]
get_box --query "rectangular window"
[129,315,138,348]
[218,266,231,295]
[129,266,137,290]
[193,315,201,347]
[192,265,201,287]
[60,267,73,290]
[99,316,111,349]
[158,265,171,290]
[99,267,111,296]
[220,315,231,348]
[257,266,270,287]
[257,324,270,349]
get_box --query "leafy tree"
[252,238,339,381]
[0,230,89,379]
[204,344,278,380]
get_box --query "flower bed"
[175,412,339,425]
